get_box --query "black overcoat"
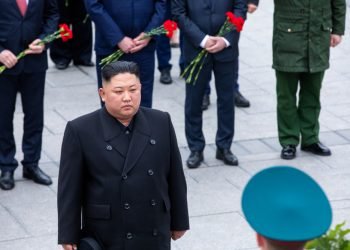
[58,107,189,250]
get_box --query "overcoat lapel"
[100,107,127,158]
[123,108,151,174]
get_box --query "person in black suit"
[0,0,59,190]
[172,0,247,169]
[84,0,167,108]
[58,61,189,250]
[201,0,260,111]
[50,0,94,70]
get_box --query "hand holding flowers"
[130,32,152,53]
[181,12,245,84]
[25,39,46,55]
[0,50,18,69]
[118,37,136,53]
[100,20,178,68]
[205,36,227,53]
[0,23,73,74]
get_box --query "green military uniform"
[273,0,346,146]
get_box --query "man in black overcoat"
[58,61,189,250]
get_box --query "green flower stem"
[100,25,172,67]
[193,52,208,84]
[181,49,206,78]
[17,51,26,60]
[183,18,236,84]
[143,27,167,38]
[83,14,90,24]
[0,30,68,74]
[100,50,124,68]
[187,50,205,84]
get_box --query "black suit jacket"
[0,0,58,75]
[172,0,247,63]
[84,0,166,56]
[58,107,189,250]
[248,0,259,6]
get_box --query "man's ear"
[98,88,105,102]
[257,234,265,248]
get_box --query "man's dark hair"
[101,61,140,83]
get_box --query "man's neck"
[118,119,131,127]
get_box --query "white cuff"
[222,38,230,47]
[200,35,209,48]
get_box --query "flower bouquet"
[181,12,244,84]
[100,20,178,68]
[0,24,73,74]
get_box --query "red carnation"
[163,20,178,35]
[226,12,235,24]
[225,12,244,32]
[166,30,174,38]
[59,23,73,42]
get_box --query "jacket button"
[148,169,154,176]
[122,174,128,180]
[153,229,158,236]
[151,199,156,206]
[126,232,133,240]
[124,203,130,210]
[150,139,156,145]
[287,28,292,32]
[106,145,112,151]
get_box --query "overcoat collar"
[100,107,151,174]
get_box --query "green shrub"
[305,222,350,250]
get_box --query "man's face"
[99,73,141,122]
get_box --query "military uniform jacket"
[57,107,189,250]
[272,0,346,73]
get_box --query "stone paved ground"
[1,1,350,249]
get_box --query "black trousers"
[185,55,235,152]
[50,0,93,65]
[0,72,46,172]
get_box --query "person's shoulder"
[68,108,101,127]
[139,107,171,126]
[140,107,169,118]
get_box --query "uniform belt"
[275,7,331,17]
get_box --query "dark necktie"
[16,0,27,16]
